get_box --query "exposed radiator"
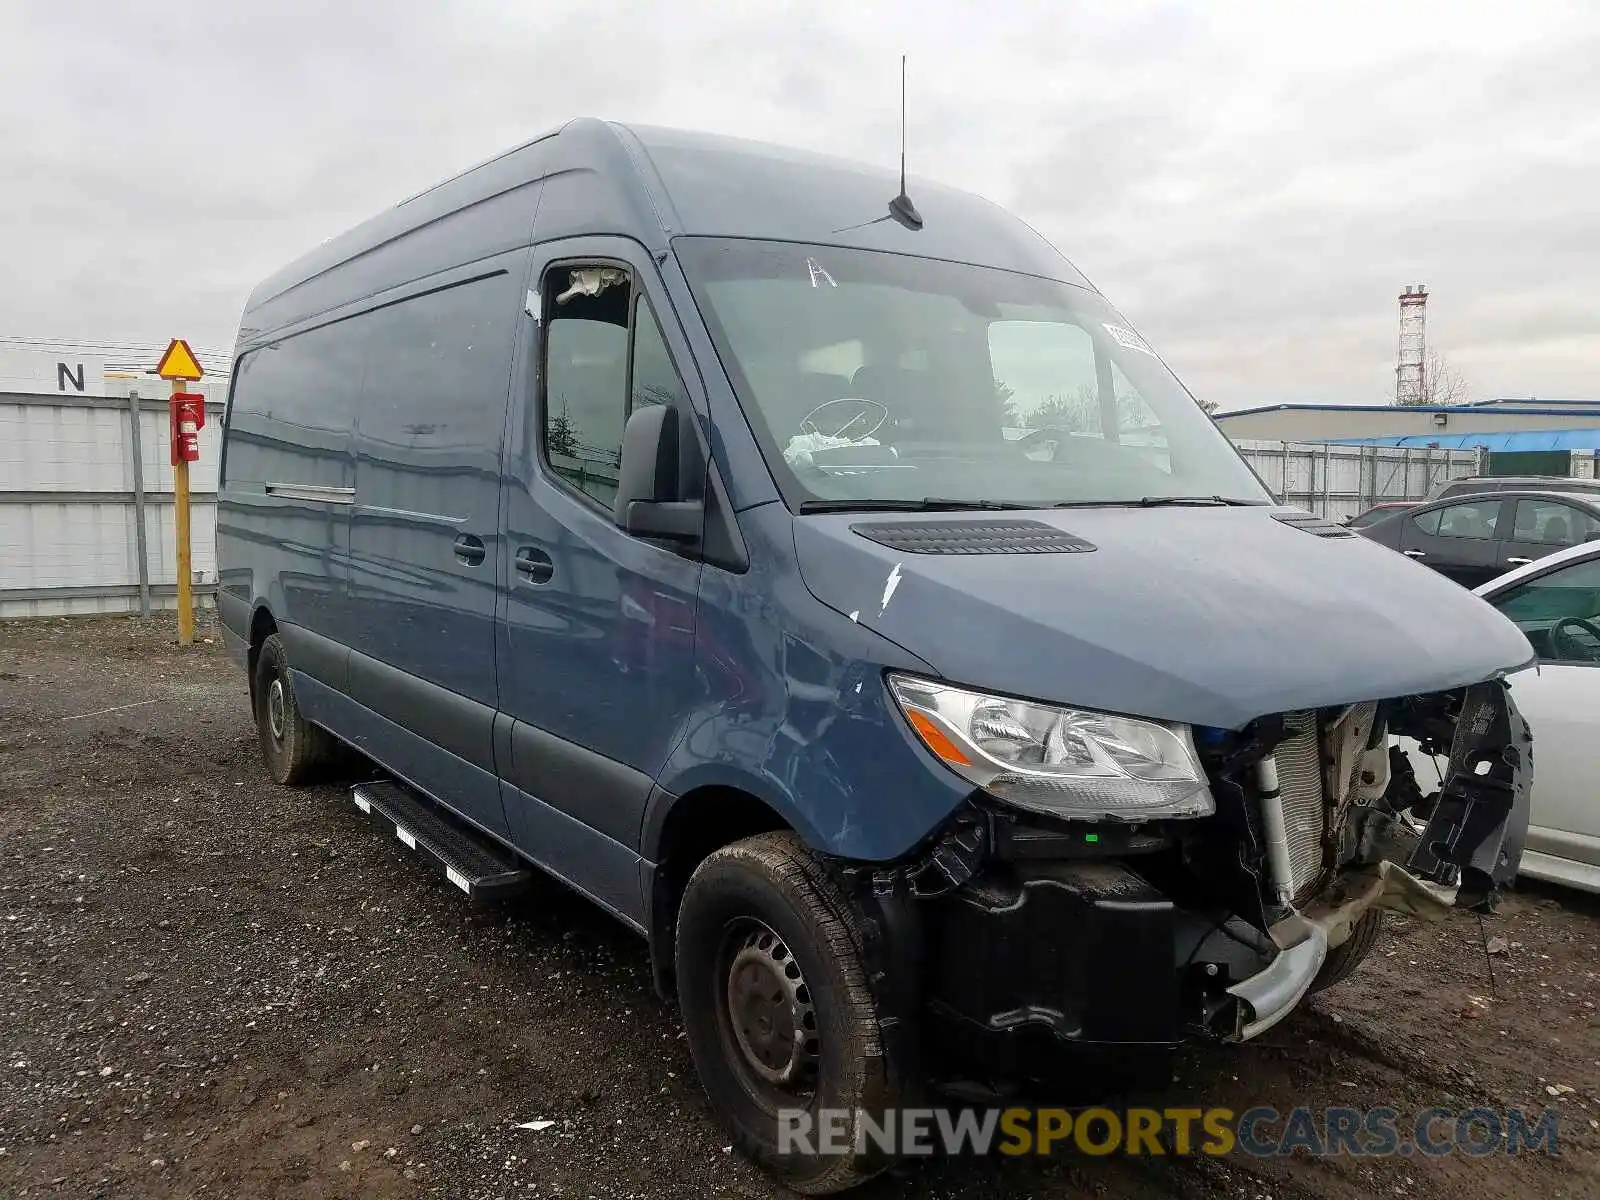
[1274,712,1326,900]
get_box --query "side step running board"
[351,781,531,902]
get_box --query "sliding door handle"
[453,534,487,566]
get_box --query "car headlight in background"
[888,673,1215,820]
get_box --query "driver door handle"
[1506,556,1532,565]
[515,546,555,585]
[1403,549,1427,558]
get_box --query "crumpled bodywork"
[883,678,1533,1079]
[1390,679,1533,910]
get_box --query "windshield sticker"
[1103,322,1156,356]
[806,257,838,289]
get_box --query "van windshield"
[675,237,1268,510]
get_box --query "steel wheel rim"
[717,919,819,1109]
[267,678,287,742]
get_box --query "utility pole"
[153,339,206,645]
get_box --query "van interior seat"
[852,363,995,443]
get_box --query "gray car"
[1358,489,1600,587]
[1427,474,1600,502]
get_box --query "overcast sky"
[2,0,1596,409]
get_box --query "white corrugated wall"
[0,390,225,618]
[1233,439,1481,521]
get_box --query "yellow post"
[171,378,194,646]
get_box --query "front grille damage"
[835,679,1531,1092]
[1242,683,1529,916]
[1261,702,1384,905]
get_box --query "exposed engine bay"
[1172,677,1533,1040]
[845,679,1533,1092]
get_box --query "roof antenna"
[887,54,923,230]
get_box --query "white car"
[1406,539,1600,893]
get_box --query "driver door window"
[542,265,684,510]
[1433,499,1500,539]
[1492,557,1600,664]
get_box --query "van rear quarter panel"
[217,328,361,657]
[222,148,549,670]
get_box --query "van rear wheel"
[254,633,334,785]
[676,831,904,1194]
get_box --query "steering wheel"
[1550,616,1600,663]
[798,397,889,442]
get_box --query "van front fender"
[647,696,971,864]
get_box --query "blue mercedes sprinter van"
[217,119,1533,1192]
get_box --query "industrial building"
[1215,282,1599,481]
[1215,398,1600,482]
[1215,396,1600,443]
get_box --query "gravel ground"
[0,613,1596,1199]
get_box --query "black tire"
[253,633,335,785]
[676,832,904,1195]
[1310,909,1384,993]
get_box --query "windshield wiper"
[1052,495,1265,509]
[797,497,1038,514]
[1135,495,1264,507]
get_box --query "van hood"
[792,507,1535,730]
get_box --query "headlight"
[887,673,1215,820]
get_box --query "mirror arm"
[624,499,702,543]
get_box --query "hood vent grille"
[1271,509,1355,538]
[851,519,1096,556]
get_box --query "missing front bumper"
[911,679,1533,1085]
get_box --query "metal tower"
[1396,284,1428,405]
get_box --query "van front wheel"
[1310,908,1384,992]
[254,633,334,785]
[676,831,904,1194]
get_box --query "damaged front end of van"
[847,674,1531,1091]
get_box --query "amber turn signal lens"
[905,708,972,767]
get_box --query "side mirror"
[614,405,702,543]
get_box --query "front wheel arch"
[675,830,905,1194]
[645,785,789,998]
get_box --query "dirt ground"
[0,613,1595,1199]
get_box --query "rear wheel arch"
[253,630,335,784]
[246,605,278,708]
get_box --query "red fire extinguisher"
[169,393,205,465]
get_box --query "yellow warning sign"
[155,339,204,381]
